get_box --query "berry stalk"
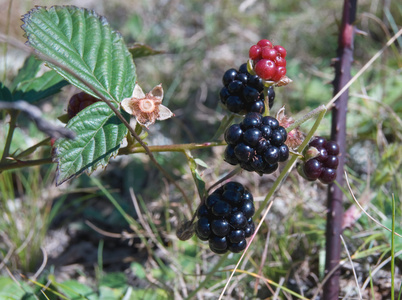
[323,0,357,299]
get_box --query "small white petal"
[149,84,164,100]
[157,105,174,121]
[132,83,146,98]
[121,98,133,114]
[136,118,152,129]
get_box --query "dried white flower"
[121,83,174,128]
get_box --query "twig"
[0,100,76,139]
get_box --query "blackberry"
[194,182,256,254]
[220,63,274,115]
[67,92,99,119]
[223,113,289,175]
[299,136,341,184]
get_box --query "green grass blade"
[391,193,396,300]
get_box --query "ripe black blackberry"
[299,136,340,184]
[219,63,275,114]
[194,182,256,254]
[224,112,289,175]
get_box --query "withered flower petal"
[121,83,174,128]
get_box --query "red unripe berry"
[249,45,262,60]
[254,59,277,81]
[261,47,278,61]
[274,45,287,58]
[257,39,273,49]
[274,55,286,67]
[271,66,286,82]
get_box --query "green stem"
[255,108,327,217]
[0,141,227,172]
[0,158,53,171]
[15,137,51,159]
[1,110,19,163]
[119,141,226,155]
[185,252,229,300]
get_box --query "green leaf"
[0,82,13,101]
[99,272,127,289]
[194,158,209,168]
[0,277,25,299]
[55,280,97,300]
[10,55,42,91]
[54,102,128,185]
[21,6,137,184]
[13,70,69,103]
[21,6,136,103]
[128,43,165,59]
[130,262,146,280]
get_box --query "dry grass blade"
[361,249,402,291]
[344,171,402,238]
[229,269,309,300]
[340,234,362,299]
[326,28,402,109]
[32,247,48,281]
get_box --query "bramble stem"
[1,110,19,164]
[323,1,357,299]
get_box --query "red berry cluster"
[302,137,340,184]
[67,92,99,119]
[249,39,287,82]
